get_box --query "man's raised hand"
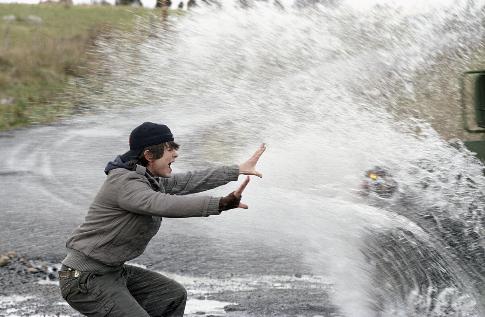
[234,176,250,209]
[219,176,251,211]
[239,143,266,178]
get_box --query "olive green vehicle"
[461,70,485,161]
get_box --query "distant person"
[58,122,266,316]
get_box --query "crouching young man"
[59,122,266,316]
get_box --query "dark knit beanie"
[121,122,174,161]
[129,122,173,151]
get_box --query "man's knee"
[144,279,187,316]
[171,281,187,304]
[161,281,186,316]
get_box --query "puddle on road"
[0,294,232,317]
[0,295,33,308]
[185,298,236,316]
[0,295,70,317]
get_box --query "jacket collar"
[136,165,161,191]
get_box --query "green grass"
[0,3,156,130]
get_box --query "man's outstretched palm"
[239,143,266,178]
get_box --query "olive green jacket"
[63,164,239,269]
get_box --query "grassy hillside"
[0,3,155,130]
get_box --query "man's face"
[147,147,178,177]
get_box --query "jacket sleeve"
[162,165,240,195]
[118,176,221,217]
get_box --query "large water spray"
[62,1,485,316]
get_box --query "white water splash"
[72,2,485,315]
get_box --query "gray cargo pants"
[59,264,186,317]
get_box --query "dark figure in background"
[360,166,398,199]
[58,122,266,316]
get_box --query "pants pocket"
[59,276,78,300]
[61,272,114,317]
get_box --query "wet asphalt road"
[0,115,307,275]
[0,115,337,316]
